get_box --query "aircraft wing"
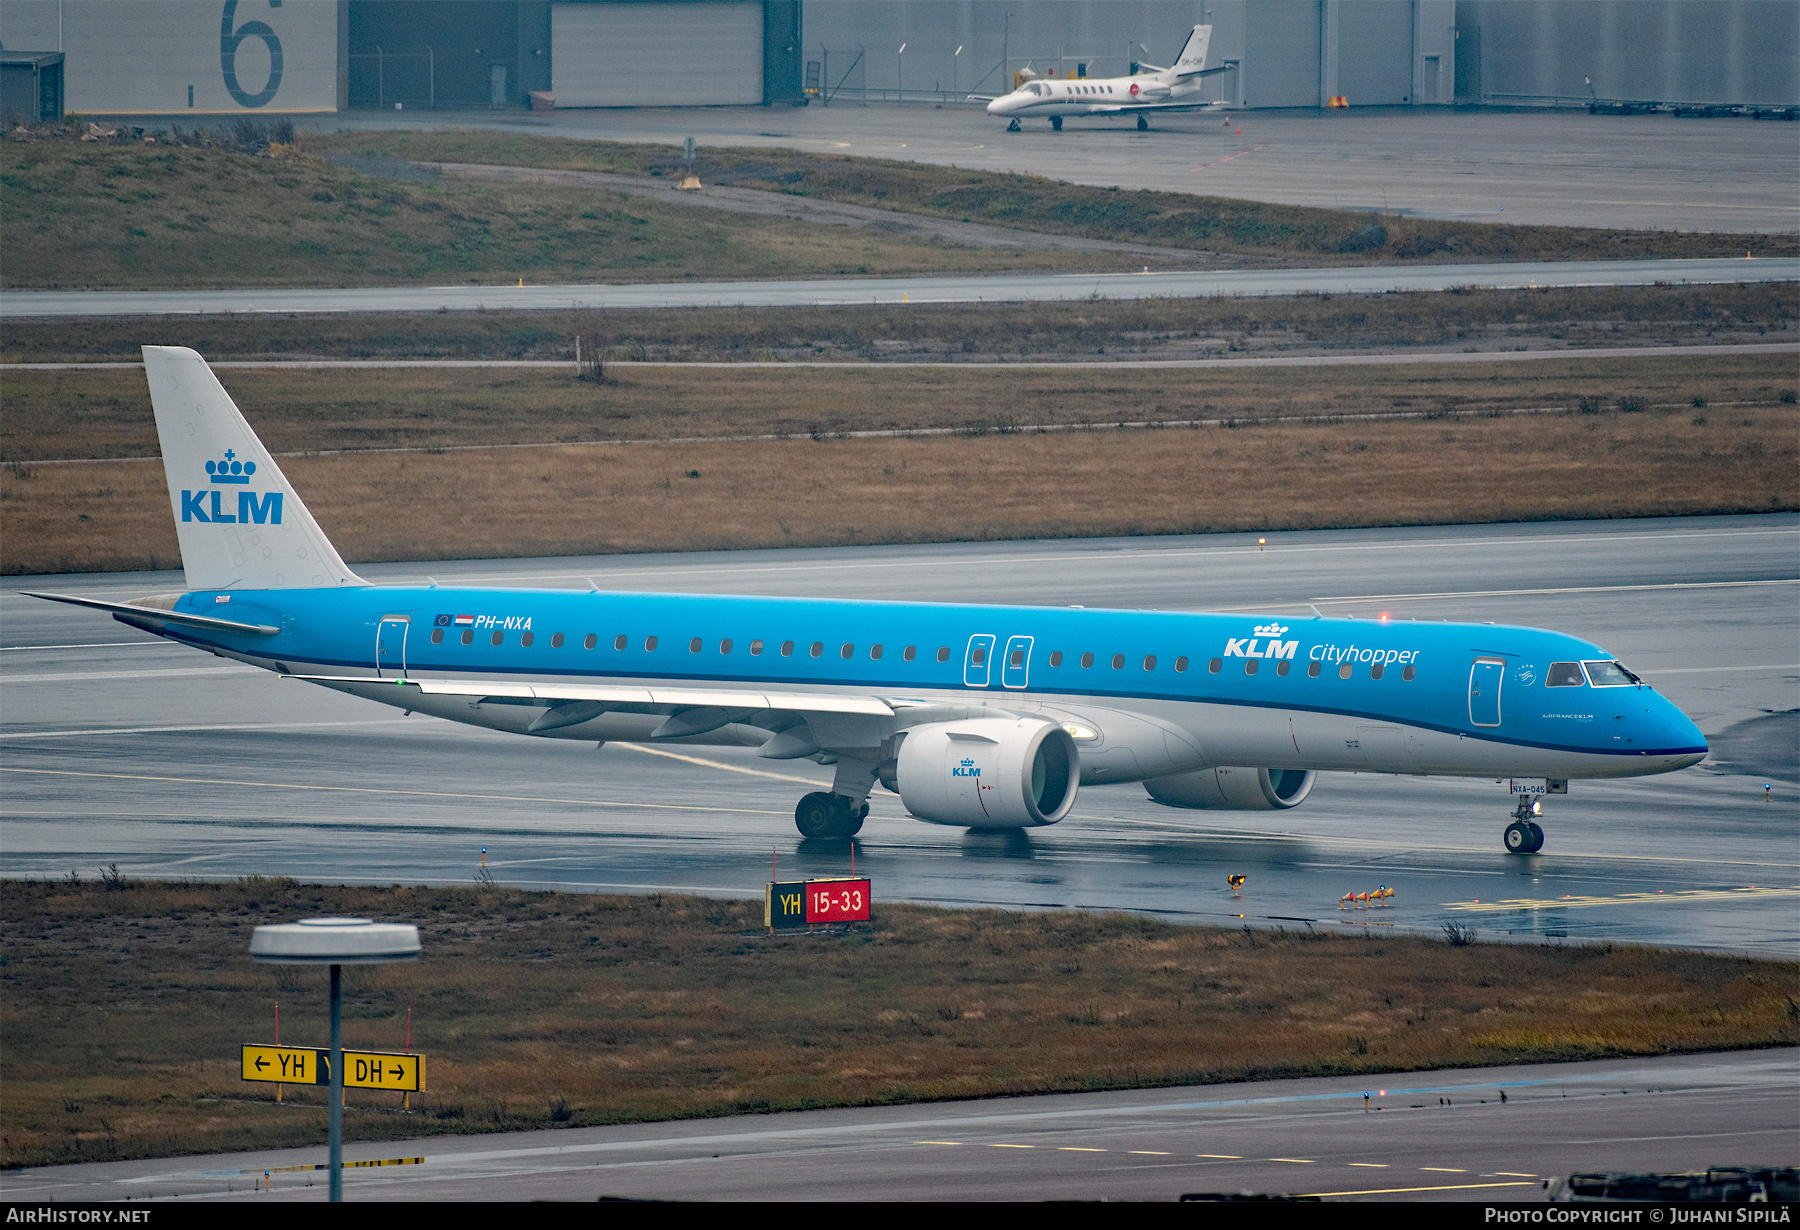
[1094,99,1229,114]
[21,590,281,636]
[286,673,896,718]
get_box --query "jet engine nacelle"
[895,718,1079,828]
[1144,766,1316,810]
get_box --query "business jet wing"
[1095,99,1230,114]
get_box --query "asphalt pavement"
[0,1049,1789,1202]
[4,514,1795,956]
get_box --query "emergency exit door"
[1469,658,1503,727]
[376,616,410,678]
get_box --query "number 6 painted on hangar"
[221,0,284,108]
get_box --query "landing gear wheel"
[1050,116,1063,131]
[1136,115,1149,131]
[795,791,836,839]
[1006,118,1021,132]
[1524,821,1545,853]
[1503,820,1532,854]
[841,802,867,838]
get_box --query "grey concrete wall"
[1457,0,1799,105]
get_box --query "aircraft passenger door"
[963,634,997,688]
[1468,658,1504,728]
[376,616,410,679]
[1001,635,1033,689]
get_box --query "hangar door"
[1243,0,1323,108]
[1337,0,1415,105]
[552,2,763,106]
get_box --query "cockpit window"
[1545,661,1585,687]
[1583,660,1642,688]
[1027,81,1049,95]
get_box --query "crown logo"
[206,450,256,485]
[960,758,974,767]
[1253,622,1289,637]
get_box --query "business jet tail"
[1171,24,1212,76]
[142,345,366,592]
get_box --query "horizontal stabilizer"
[21,591,280,637]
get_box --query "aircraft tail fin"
[142,346,366,592]
[1171,24,1213,76]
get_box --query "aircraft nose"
[986,98,1004,115]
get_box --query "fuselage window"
[811,642,824,658]
[690,637,703,653]
[645,636,658,651]
[614,634,627,650]
[937,646,950,663]
[1401,664,1416,681]
[1010,648,1024,667]
[551,632,564,648]
[781,641,795,656]
[521,632,533,648]
[1308,661,1322,678]
[1081,652,1095,668]
[585,633,598,650]
[1049,650,1064,666]
[1143,655,1156,671]
[1209,657,1221,673]
[1339,663,1353,679]
[1371,662,1384,680]
[720,639,733,654]
[430,628,444,644]
[751,640,763,655]
[904,645,917,662]
[1244,658,1257,675]
[971,646,986,665]
[841,643,854,659]
[1276,659,1289,676]
[871,644,883,660]
[1174,656,1187,672]
[1546,662,1585,687]
[461,629,474,646]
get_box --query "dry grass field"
[2,357,1793,575]
[310,129,1798,264]
[4,283,1792,365]
[0,143,1104,291]
[3,878,1793,1168]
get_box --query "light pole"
[953,45,963,95]
[897,43,905,100]
[251,917,421,1202]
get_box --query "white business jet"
[982,25,1232,131]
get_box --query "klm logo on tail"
[181,451,283,525]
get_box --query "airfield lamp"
[251,919,421,1201]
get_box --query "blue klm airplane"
[26,348,1707,852]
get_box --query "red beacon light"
[1378,611,1390,623]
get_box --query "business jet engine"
[892,718,1079,828]
[1144,767,1316,810]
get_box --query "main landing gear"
[1050,115,1063,131]
[1137,115,1149,131]
[1503,797,1546,854]
[795,791,867,840]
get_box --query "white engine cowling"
[895,718,1079,828]
[1144,767,1316,811]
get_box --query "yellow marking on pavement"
[1420,1167,1468,1172]
[1128,1151,1171,1156]
[915,1141,961,1146]
[1299,1182,1538,1197]
[1058,1147,1106,1152]
[1493,1172,1539,1178]
[1446,885,1800,913]
[1348,1163,1389,1168]
[1270,1157,1317,1163]
[989,1143,1035,1149]
[1197,1154,1241,1159]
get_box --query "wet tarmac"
[4,514,1796,956]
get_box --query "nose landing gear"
[795,791,867,840]
[1503,797,1546,854]
[1006,118,1021,132]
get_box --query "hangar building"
[0,0,1791,118]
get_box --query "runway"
[4,514,1796,956]
[298,104,1800,235]
[3,257,1792,319]
[0,1049,1790,1202]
